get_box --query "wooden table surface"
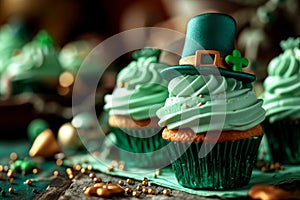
[0,140,299,200]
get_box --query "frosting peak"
[104,48,169,120]
[34,30,54,48]
[157,75,265,132]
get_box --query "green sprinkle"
[20,160,36,172]
[10,160,23,171]
[11,159,36,173]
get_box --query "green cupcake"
[156,13,265,190]
[104,47,170,168]
[259,37,300,164]
[2,30,63,95]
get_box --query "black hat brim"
[160,65,256,83]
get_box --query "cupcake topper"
[160,13,255,83]
[132,47,161,60]
[280,37,300,51]
[225,49,249,72]
[34,30,54,47]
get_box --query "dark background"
[0,0,299,139]
[0,0,299,78]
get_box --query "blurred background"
[0,0,299,139]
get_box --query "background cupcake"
[157,13,266,190]
[2,30,63,96]
[259,37,300,164]
[104,47,170,168]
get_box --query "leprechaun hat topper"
[161,13,255,82]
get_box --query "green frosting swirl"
[104,48,169,120]
[260,39,300,123]
[156,75,265,132]
[6,30,62,81]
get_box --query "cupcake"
[259,37,300,164]
[104,48,169,168]
[156,13,266,190]
[2,30,63,96]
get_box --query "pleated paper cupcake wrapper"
[262,120,300,164]
[110,126,169,168]
[164,136,263,190]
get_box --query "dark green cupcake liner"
[165,136,263,190]
[110,126,169,168]
[262,120,300,164]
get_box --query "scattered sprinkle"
[74,164,81,171]
[132,191,140,197]
[148,188,155,195]
[126,178,133,185]
[66,168,73,175]
[142,180,148,186]
[125,187,132,194]
[136,185,142,191]
[80,168,87,174]
[117,82,124,88]
[56,159,63,166]
[7,169,15,178]
[8,187,14,194]
[32,168,39,174]
[142,188,148,193]
[118,180,124,186]
[89,173,96,179]
[53,170,59,176]
[10,152,18,161]
[25,179,33,185]
[93,177,102,183]
[68,174,74,179]
[163,189,170,196]
[142,177,148,182]
[87,165,93,171]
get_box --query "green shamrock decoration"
[225,49,249,72]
